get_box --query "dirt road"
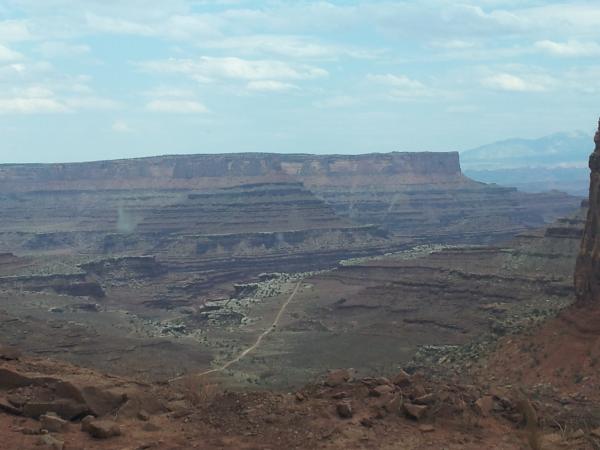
[170,281,301,381]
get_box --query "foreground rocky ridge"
[3,350,592,450]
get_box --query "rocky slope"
[0,351,571,450]
[575,122,600,307]
[478,119,600,435]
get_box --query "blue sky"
[0,0,599,163]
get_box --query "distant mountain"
[461,131,591,196]
[460,131,591,170]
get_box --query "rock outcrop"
[575,118,600,306]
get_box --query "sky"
[0,0,599,163]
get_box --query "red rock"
[369,385,394,397]
[475,396,495,417]
[392,370,411,387]
[40,413,69,433]
[414,393,436,405]
[336,402,353,419]
[0,368,32,390]
[23,399,88,420]
[403,402,428,420]
[81,416,122,439]
[325,369,353,387]
[0,397,22,415]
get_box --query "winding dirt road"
[170,281,301,381]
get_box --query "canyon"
[0,145,596,449]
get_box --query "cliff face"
[575,119,600,306]
[0,152,464,192]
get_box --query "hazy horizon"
[1,0,599,163]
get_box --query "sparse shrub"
[180,374,220,406]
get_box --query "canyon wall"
[0,152,463,192]
[0,152,579,249]
[575,119,600,305]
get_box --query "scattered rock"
[7,393,27,408]
[137,410,150,421]
[0,397,22,415]
[403,403,428,420]
[475,396,495,417]
[82,416,122,439]
[38,434,64,450]
[385,394,403,415]
[590,428,600,439]
[336,402,353,419]
[23,399,88,420]
[142,422,161,432]
[414,393,436,405]
[419,424,435,433]
[332,391,348,400]
[40,413,69,433]
[374,377,391,386]
[369,385,394,397]
[360,418,373,428]
[392,370,411,387]
[295,392,305,402]
[325,369,353,387]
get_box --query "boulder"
[23,399,88,420]
[414,393,436,405]
[116,389,166,419]
[475,396,495,417]
[392,370,411,387]
[369,385,394,397]
[38,434,64,450]
[403,402,428,420]
[0,397,22,415]
[40,413,69,432]
[336,402,353,419]
[79,385,126,417]
[325,369,353,387]
[81,416,122,439]
[0,368,32,390]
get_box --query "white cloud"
[534,40,600,57]
[86,14,155,36]
[139,56,328,83]
[64,97,120,110]
[146,99,208,113]
[200,35,375,60]
[0,44,23,62]
[314,95,358,109]
[481,73,551,92]
[430,39,478,50]
[367,73,431,98]
[0,20,31,42]
[37,41,91,58]
[112,120,132,132]
[0,97,68,114]
[246,80,297,92]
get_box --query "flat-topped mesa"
[575,118,600,306]
[0,152,465,192]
